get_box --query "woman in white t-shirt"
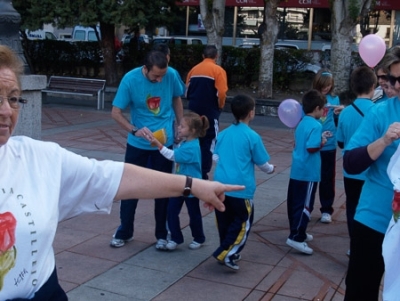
[0,45,243,301]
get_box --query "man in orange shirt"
[186,45,228,179]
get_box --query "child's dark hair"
[312,69,335,95]
[184,111,209,138]
[302,89,326,114]
[338,90,356,106]
[231,94,255,124]
[350,66,377,96]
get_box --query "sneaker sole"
[286,239,313,255]
[224,262,239,270]
[110,237,133,248]
[188,244,202,250]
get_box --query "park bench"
[42,76,106,110]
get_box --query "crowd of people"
[2,40,400,300]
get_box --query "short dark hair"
[350,66,377,96]
[144,50,168,71]
[203,45,217,59]
[231,94,255,123]
[152,43,170,56]
[302,89,326,114]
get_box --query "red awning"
[176,0,399,9]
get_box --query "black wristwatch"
[183,176,192,197]
[131,126,139,136]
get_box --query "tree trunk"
[258,0,280,99]
[330,0,372,94]
[99,22,118,86]
[200,0,225,65]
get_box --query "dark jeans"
[343,177,364,238]
[7,267,67,301]
[114,144,173,240]
[287,179,317,242]
[319,149,336,214]
[344,221,384,301]
[167,196,205,244]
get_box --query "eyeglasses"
[0,96,28,110]
[377,75,388,81]
[388,75,400,86]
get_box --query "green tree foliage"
[13,0,181,85]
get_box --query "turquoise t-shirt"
[319,94,340,151]
[113,66,185,150]
[173,139,202,198]
[346,98,400,234]
[173,139,202,179]
[213,122,270,199]
[337,98,375,180]
[290,115,322,182]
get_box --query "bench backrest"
[47,76,106,93]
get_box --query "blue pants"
[114,144,173,240]
[213,196,253,262]
[319,149,336,214]
[287,179,317,242]
[343,177,364,238]
[167,196,205,244]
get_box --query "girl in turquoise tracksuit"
[312,69,343,223]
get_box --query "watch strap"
[183,176,192,196]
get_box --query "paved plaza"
[40,101,383,301]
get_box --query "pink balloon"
[359,34,386,68]
[278,99,302,128]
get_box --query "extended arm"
[115,164,244,211]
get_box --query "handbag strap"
[351,102,364,117]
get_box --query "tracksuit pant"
[167,196,205,244]
[343,177,364,238]
[213,196,253,262]
[287,179,317,242]
[319,149,336,214]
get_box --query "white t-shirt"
[0,136,123,300]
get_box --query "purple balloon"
[278,99,302,128]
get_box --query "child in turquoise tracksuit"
[312,69,344,223]
[151,111,209,251]
[212,94,275,270]
[286,89,327,255]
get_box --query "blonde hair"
[183,111,209,138]
[312,69,335,95]
[0,45,24,88]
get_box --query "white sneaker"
[305,233,313,242]
[166,241,178,250]
[286,238,313,255]
[188,241,202,250]
[110,236,133,248]
[155,239,168,250]
[320,213,332,223]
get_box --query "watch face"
[183,187,191,197]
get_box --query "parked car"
[152,36,203,45]
[25,29,57,40]
[121,33,150,45]
[72,26,101,41]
